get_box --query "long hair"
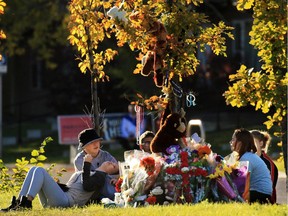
[250,130,272,153]
[234,128,257,158]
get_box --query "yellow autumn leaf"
[0,1,6,7]
[39,147,45,154]
[37,155,47,161]
[31,150,39,157]
[261,101,271,113]
[255,100,262,110]
[81,35,88,42]
[37,162,44,167]
[30,158,37,164]
[0,31,6,39]
[230,99,239,107]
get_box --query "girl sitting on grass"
[230,128,272,204]
[250,129,278,204]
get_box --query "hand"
[84,154,93,163]
[110,178,118,185]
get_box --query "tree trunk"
[281,116,287,175]
[86,27,100,134]
[91,73,100,133]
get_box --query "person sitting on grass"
[250,129,278,204]
[0,155,118,211]
[230,128,272,204]
[74,128,119,203]
[74,128,118,172]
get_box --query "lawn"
[0,128,286,215]
[0,192,287,216]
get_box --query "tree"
[223,0,287,173]
[1,0,69,69]
[0,0,6,58]
[67,0,233,132]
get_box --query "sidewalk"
[53,164,287,205]
[276,171,287,205]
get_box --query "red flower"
[180,151,189,167]
[115,177,123,192]
[166,167,181,175]
[140,156,156,176]
[182,173,189,185]
[146,196,157,205]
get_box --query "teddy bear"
[150,108,187,155]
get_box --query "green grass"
[0,192,287,216]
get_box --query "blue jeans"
[19,166,70,208]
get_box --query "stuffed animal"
[141,21,168,88]
[150,109,186,154]
[129,11,168,88]
[107,6,128,24]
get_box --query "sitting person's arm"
[82,154,107,192]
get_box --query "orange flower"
[197,145,211,158]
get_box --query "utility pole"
[0,54,7,158]
[0,74,2,157]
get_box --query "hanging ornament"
[186,92,196,107]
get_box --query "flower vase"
[216,176,237,200]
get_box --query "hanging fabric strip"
[170,80,183,98]
[135,105,144,145]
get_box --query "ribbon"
[135,105,144,145]
[170,80,183,98]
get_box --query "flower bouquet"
[116,150,164,207]
[230,161,249,198]
[207,154,244,202]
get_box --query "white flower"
[181,167,189,173]
[122,188,135,197]
[151,186,164,195]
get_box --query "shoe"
[10,196,32,211]
[0,196,18,212]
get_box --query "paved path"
[276,171,287,205]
